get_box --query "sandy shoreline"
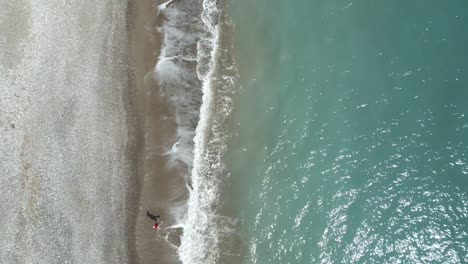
[0,0,185,263]
[127,0,186,263]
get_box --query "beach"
[0,0,191,262]
[0,1,137,263]
[1,0,222,263]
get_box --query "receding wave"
[156,0,203,172]
[155,0,240,263]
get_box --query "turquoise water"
[227,1,468,263]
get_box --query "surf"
[155,0,240,262]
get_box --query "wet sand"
[127,0,187,263]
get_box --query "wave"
[179,0,240,261]
[156,0,204,172]
[155,0,240,263]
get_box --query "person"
[147,211,161,230]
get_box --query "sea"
[161,0,468,263]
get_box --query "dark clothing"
[147,211,160,222]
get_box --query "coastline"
[127,0,186,263]
[0,0,238,263]
[127,1,239,263]
[179,2,244,263]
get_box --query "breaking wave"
[155,0,240,263]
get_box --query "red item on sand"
[153,223,159,229]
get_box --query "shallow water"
[226,0,468,263]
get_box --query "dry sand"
[0,1,137,263]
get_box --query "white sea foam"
[155,0,204,170]
[155,0,239,262]
[179,1,241,263]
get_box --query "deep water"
[227,0,468,263]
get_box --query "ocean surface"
[218,0,468,263]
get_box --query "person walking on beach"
[147,211,161,230]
